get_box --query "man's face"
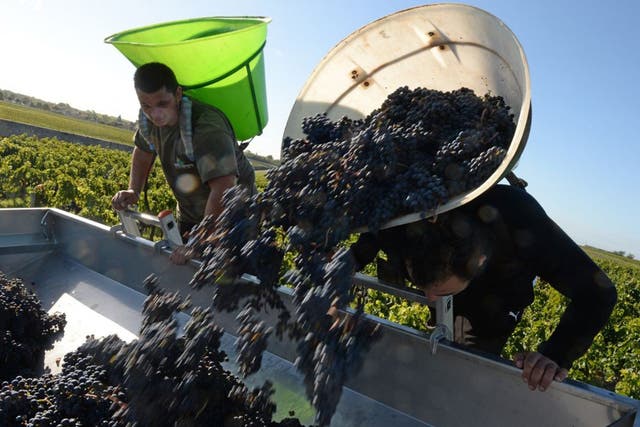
[422,275,470,302]
[405,258,471,302]
[136,86,182,128]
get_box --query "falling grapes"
[185,86,515,425]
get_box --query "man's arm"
[534,219,617,368]
[203,174,237,219]
[504,188,617,390]
[514,228,616,391]
[480,186,617,391]
[111,146,155,210]
[350,233,381,271]
[128,146,155,196]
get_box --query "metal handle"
[429,323,452,355]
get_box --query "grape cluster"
[0,360,127,427]
[187,187,261,288]
[288,250,380,426]
[234,306,273,377]
[183,86,515,426]
[0,271,67,381]
[281,86,513,235]
[2,274,308,426]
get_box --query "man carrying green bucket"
[111,62,256,264]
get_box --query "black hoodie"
[351,184,617,368]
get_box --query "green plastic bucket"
[105,17,271,141]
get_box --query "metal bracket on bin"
[117,208,142,237]
[429,323,451,356]
[157,210,183,247]
[40,210,55,241]
[115,208,183,248]
[430,296,453,355]
[434,295,453,339]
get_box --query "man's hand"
[514,351,568,392]
[169,245,192,265]
[111,190,139,211]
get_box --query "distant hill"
[582,245,639,269]
[0,88,137,131]
[0,89,279,169]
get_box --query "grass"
[0,101,134,145]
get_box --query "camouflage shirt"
[134,98,255,224]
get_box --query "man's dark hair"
[383,210,490,288]
[134,62,179,94]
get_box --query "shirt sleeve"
[133,128,156,153]
[535,219,617,368]
[191,109,239,183]
[505,188,617,368]
[350,232,381,271]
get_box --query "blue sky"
[1,0,638,257]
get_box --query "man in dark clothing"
[350,184,617,392]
